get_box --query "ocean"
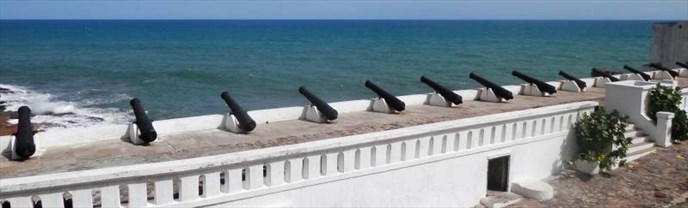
[0,20,653,128]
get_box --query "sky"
[0,0,687,20]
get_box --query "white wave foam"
[0,83,130,128]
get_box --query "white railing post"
[127,182,148,207]
[154,179,174,205]
[655,111,675,147]
[71,189,93,207]
[39,192,64,208]
[203,172,222,197]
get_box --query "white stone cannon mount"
[559,80,585,92]
[424,93,457,107]
[369,98,402,114]
[301,105,336,123]
[7,133,45,161]
[477,88,508,103]
[519,84,554,97]
[222,113,250,134]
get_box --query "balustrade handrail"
[0,101,597,195]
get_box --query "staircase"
[623,124,655,162]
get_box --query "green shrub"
[648,83,688,141]
[572,107,631,172]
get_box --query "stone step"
[625,124,636,131]
[625,146,654,162]
[631,136,650,145]
[624,130,646,138]
[480,191,523,208]
[627,142,655,155]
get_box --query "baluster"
[39,192,64,208]
[248,165,264,190]
[267,161,285,186]
[417,136,431,157]
[71,189,93,208]
[341,149,357,172]
[287,159,303,182]
[100,185,121,208]
[202,172,221,197]
[374,144,387,166]
[432,136,443,154]
[388,142,402,163]
[306,155,321,179]
[127,183,148,207]
[6,196,33,208]
[226,169,243,193]
[358,147,372,169]
[154,179,174,205]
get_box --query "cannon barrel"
[14,106,36,159]
[130,98,157,143]
[419,76,463,105]
[364,80,406,111]
[469,73,514,100]
[221,91,257,132]
[591,68,620,82]
[649,63,679,77]
[623,65,651,81]
[511,70,557,94]
[298,86,338,121]
[558,71,587,89]
[676,62,688,69]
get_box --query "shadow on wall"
[551,127,578,177]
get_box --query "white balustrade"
[0,101,596,208]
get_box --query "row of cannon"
[10,61,687,160]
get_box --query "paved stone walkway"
[510,142,688,208]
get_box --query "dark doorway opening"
[487,155,510,192]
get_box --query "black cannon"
[419,76,463,105]
[623,65,651,81]
[221,91,257,132]
[469,73,514,100]
[511,70,557,94]
[649,63,678,78]
[558,71,587,89]
[130,98,157,143]
[14,106,36,160]
[298,86,338,121]
[591,68,620,82]
[364,80,406,112]
[676,62,688,69]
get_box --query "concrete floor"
[1,87,610,178]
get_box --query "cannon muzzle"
[511,70,557,94]
[469,73,514,100]
[649,63,678,77]
[298,86,338,121]
[14,106,36,159]
[419,76,462,105]
[558,71,587,89]
[365,80,406,111]
[675,62,688,69]
[221,91,257,132]
[130,98,157,143]
[623,65,651,81]
[591,68,620,82]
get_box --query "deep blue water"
[0,20,654,127]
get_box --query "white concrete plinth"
[655,111,675,147]
[655,71,675,81]
[425,93,452,107]
[303,105,333,123]
[520,84,550,97]
[623,73,646,81]
[9,135,44,160]
[127,123,147,145]
[224,113,249,133]
[369,98,398,114]
[478,88,504,103]
[511,179,553,201]
[593,77,611,88]
[678,68,688,77]
[559,80,583,92]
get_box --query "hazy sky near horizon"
[1,0,687,20]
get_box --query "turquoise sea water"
[0,20,653,127]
